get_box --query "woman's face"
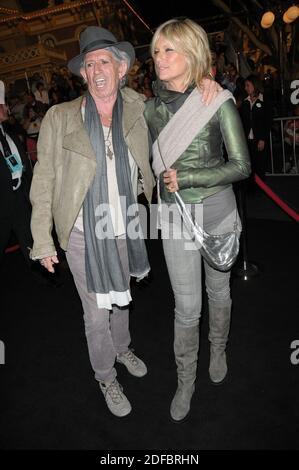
[153,35,188,92]
[245,80,255,96]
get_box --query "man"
[222,63,246,108]
[30,27,155,418]
[30,26,220,418]
[0,80,32,266]
[0,81,60,286]
[34,82,50,108]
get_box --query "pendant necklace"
[105,125,113,160]
[99,111,113,159]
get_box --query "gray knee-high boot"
[170,322,199,423]
[208,300,232,385]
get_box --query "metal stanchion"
[233,181,259,280]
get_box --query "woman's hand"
[40,255,59,273]
[163,168,179,193]
[257,140,265,151]
[200,77,223,105]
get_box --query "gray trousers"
[161,187,240,327]
[66,228,131,384]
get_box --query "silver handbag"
[174,191,240,272]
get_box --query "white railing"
[268,116,299,175]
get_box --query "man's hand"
[200,77,222,105]
[40,255,59,273]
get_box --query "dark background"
[130,1,220,28]
[17,0,220,29]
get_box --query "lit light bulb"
[261,11,275,28]
[283,5,299,23]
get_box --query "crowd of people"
[5,68,87,163]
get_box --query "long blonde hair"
[151,18,212,89]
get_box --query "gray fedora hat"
[68,26,135,76]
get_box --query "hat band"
[82,39,116,54]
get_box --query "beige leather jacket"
[30,87,155,258]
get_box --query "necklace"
[100,112,112,123]
[104,125,113,160]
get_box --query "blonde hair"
[151,18,212,89]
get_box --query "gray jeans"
[161,187,240,327]
[66,228,131,384]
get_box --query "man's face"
[211,51,217,66]
[26,94,34,104]
[0,104,8,123]
[245,80,254,96]
[228,65,237,80]
[80,49,127,100]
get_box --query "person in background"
[239,74,272,185]
[22,106,42,164]
[284,103,299,173]
[23,92,45,120]
[34,82,50,109]
[0,80,33,267]
[221,63,246,108]
[144,18,250,423]
[48,80,64,105]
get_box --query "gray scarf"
[83,92,150,308]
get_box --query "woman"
[239,74,272,182]
[144,18,251,423]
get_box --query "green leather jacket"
[144,86,251,204]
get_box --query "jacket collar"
[121,87,145,136]
[245,93,263,104]
[62,89,144,157]
[62,96,95,159]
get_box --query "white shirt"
[74,109,138,234]
[34,89,49,105]
[245,93,263,140]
